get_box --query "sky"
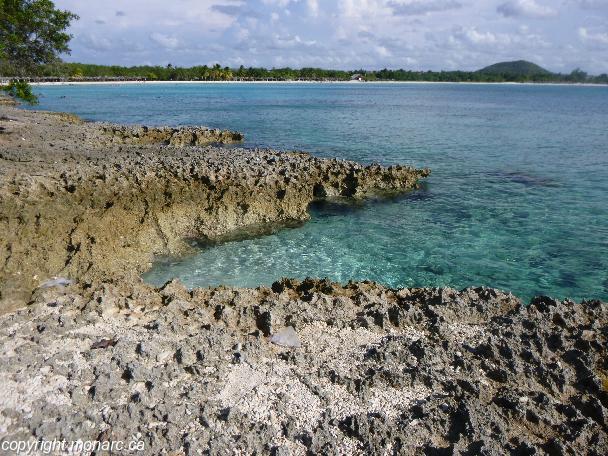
[54,0,608,73]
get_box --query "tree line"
[369,68,608,84]
[2,61,607,84]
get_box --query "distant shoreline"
[30,80,608,88]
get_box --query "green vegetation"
[5,62,353,82]
[478,60,551,77]
[371,62,607,83]
[0,0,77,102]
[2,60,606,85]
[1,79,37,104]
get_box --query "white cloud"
[339,0,388,19]
[150,33,180,49]
[497,0,557,18]
[454,27,513,46]
[261,0,293,6]
[375,45,392,57]
[307,0,320,16]
[579,27,608,44]
[52,0,608,73]
[79,34,113,52]
[273,34,318,48]
[389,0,462,16]
[570,0,608,9]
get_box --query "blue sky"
[55,0,608,73]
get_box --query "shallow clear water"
[32,83,608,301]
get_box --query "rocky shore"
[1,280,606,455]
[98,124,244,147]
[0,102,606,455]
[0,104,428,313]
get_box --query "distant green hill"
[477,60,552,76]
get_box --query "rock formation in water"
[99,124,244,146]
[0,104,429,313]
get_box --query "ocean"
[31,82,608,302]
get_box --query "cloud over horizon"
[55,0,608,73]
[496,0,557,19]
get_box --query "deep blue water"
[31,83,608,302]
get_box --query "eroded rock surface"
[98,124,244,146]
[0,279,606,455]
[0,105,428,312]
[0,97,19,107]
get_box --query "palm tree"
[222,66,233,80]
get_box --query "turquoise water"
[32,83,608,302]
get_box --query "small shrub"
[1,80,39,105]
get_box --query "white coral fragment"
[270,326,301,348]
